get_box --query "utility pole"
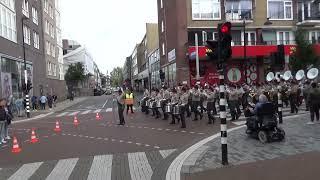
[22,16,30,118]
[195,33,200,82]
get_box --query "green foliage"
[110,67,123,87]
[65,62,86,86]
[290,29,319,72]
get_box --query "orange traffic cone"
[30,129,39,143]
[54,121,61,132]
[11,137,22,153]
[96,113,101,120]
[73,116,79,126]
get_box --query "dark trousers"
[192,101,201,120]
[290,100,298,113]
[126,104,133,114]
[41,103,46,110]
[161,100,169,120]
[229,100,237,120]
[310,104,320,122]
[118,104,125,124]
[32,103,37,110]
[152,108,160,118]
[207,102,215,124]
[180,106,186,128]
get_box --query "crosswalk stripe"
[106,108,112,112]
[68,111,80,116]
[232,121,247,126]
[94,109,102,113]
[56,112,68,117]
[159,149,176,159]
[81,110,91,115]
[128,152,153,180]
[46,158,78,180]
[87,155,113,180]
[8,162,43,180]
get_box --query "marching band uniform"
[170,90,180,124]
[228,86,238,121]
[154,90,162,119]
[150,90,157,116]
[162,88,171,120]
[191,86,202,121]
[179,90,189,128]
[204,88,216,124]
[289,84,299,114]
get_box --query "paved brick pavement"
[181,113,320,176]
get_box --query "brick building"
[157,0,320,87]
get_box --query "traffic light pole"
[22,17,30,118]
[217,23,228,165]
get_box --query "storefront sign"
[168,49,176,62]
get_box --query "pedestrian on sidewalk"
[47,94,53,110]
[307,82,320,124]
[40,95,47,110]
[15,97,24,117]
[125,87,134,114]
[0,99,12,145]
[116,89,125,125]
[53,94,57,107]
[31,95,38,111]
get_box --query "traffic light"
[219,22,232,60]
[206,40,219,60]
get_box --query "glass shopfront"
[0,57,33,100]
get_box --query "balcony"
[225,9,253,24]
[297,1,320,26]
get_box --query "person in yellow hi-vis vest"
[125,87,134,114]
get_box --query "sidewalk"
[169,113,320,180]
[13,97,88,123]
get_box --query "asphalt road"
[0,95,228,168]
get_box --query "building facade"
[157,0,320,86]
[42,0,66,98]
[0,0,46,100]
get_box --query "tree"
[65,62,86,89]
[290,28,319,72]
[110,67,123,87]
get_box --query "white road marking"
[102,99,109,108]
[56,112,68,117]
[8,162,43,180]
[128,152,153,180]
[87,155,113,180]
[106,108,112,112]
[94,109,102,113]
[46,158,78,180]
[159,149,177,159]
[232,121,247,126]
[81,110,91,115]
[68,111,80,116]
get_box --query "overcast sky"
[61,0,158,75]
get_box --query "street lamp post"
[243,18,247,84]
[21,16,30,118]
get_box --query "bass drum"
[165,104,172,113]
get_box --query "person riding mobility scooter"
[245,94,285,143]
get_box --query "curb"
[165,113,308,180]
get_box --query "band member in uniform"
[179,87,189,128]
[289,82,299,114]
[150,88,157,116]
[204,87,216,124]
[191,85,202,121]
[154,89,162,119]
[162,87,170,120]
[116,89,125,125]
[228,85,238,121]
[170,88,180,124]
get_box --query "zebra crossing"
[53,107,138,118]
[0,149,176,180]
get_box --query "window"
[162,43,165,56]
[243,31,256,45]
[46,41,50,55]
[192,0,221,20]
[52,64,57,76]
[32,7,38,25]
[50,24,54,38]
[277,31,292,45]
[0,2,17,42]
[33,31,39,49]
[49,5,54,18]
[22,0,29,17]
[47,62,52,75]
[225,0,253,21]
[268,0,292,20]
[23,25,31,45]
[44,0,49,13]
[45,20,50,34]
[160,0,163,8]
[51,44,55,57]
[309,31,320,44]
[161,21,164,32]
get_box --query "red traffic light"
[220,22,231,34]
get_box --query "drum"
[147,100,153,108]
[165,104,172,113]
[157,100,162,108]
[173,105,181,115]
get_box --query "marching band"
[139,68,319,128]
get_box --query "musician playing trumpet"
[204,87,216,124]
